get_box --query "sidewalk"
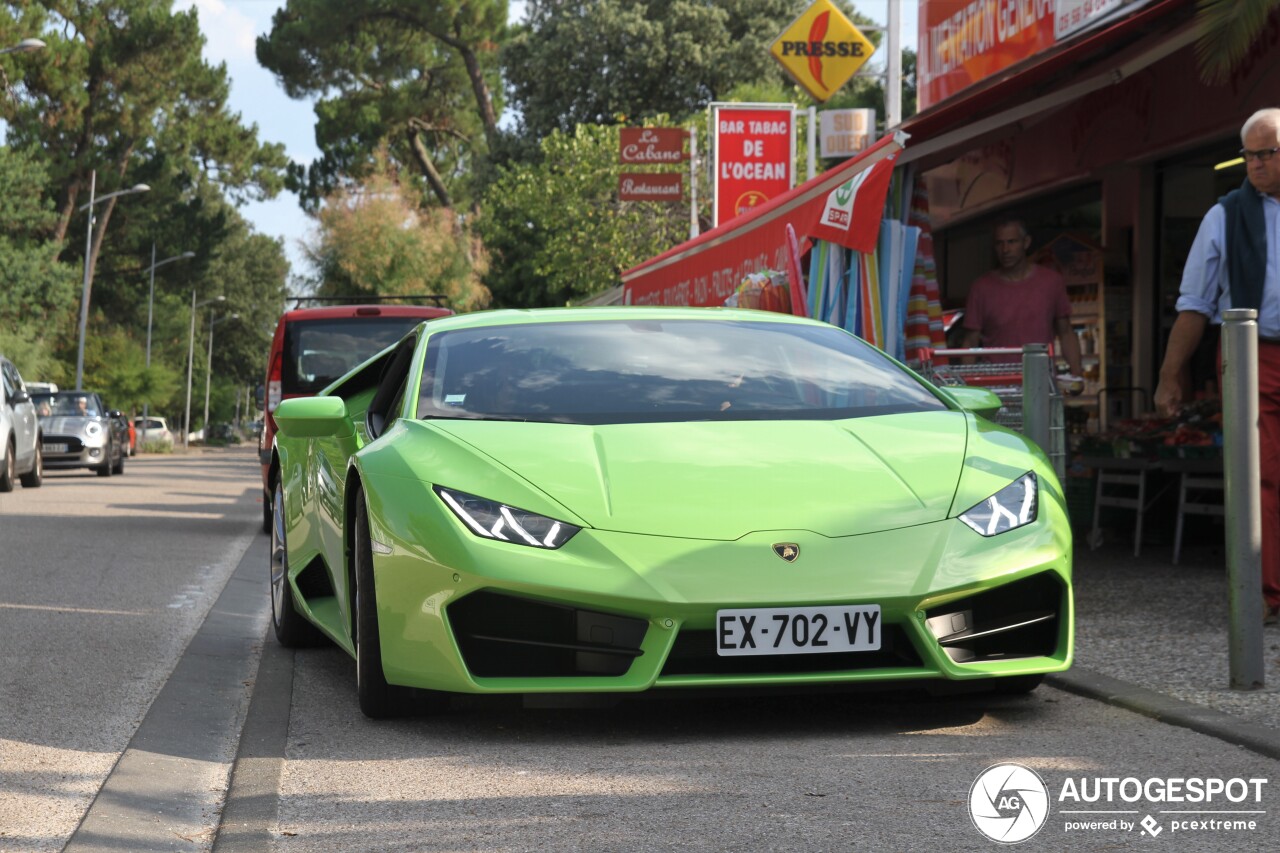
[1047,528,1280,758]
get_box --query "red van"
[259,299,453,533]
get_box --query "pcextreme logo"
[769,0,875,102]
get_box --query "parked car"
[260,299,453,534]
[207,422,242,444]
[0,355,43,491]
[135,416,174,446]
[269,307,1071,718]
[33,391,127,476]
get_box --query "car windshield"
[415,319,947,425]
[283,317,427,395]
[136,418,166,430]
[38,392,101,417]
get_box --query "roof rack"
[286,294,449,309]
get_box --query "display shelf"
[1036,233,1106,432]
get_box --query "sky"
[189,0,919,283]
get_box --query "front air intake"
[449,591,647,678]
[924,572,1064,663]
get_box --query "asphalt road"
[0,447,262,852]
[1,447,1277,851]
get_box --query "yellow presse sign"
[769,0,875,103]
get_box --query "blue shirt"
[1176,191,1280,337]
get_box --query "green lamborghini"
[268,307,1073,717]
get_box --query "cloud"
[186,0,260,64]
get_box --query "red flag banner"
[808,154,896,253]
[622,133,903,307]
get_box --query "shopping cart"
[916,346,1067,481]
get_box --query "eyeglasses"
[1240,147,1280,163]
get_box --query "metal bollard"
[1022,344,1061,479]
[1221,308,1264,690]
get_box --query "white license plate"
[716,605,881,656]
[44,443,68,454]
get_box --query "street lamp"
[185,293,225,448]
[0,38,45,56]
[0,38,43,95]
[143,245,195,421]
[74,170,151,390]
[203,312,240,441]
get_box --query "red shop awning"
[621,132,905,308]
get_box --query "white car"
[135,416,174,446]
[0,356,43,491]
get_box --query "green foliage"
[257,0,507,210]
[305,155,491,311]
[504,0,886,143]
[1194,0,1280,84]
[0,329,64,384]
[477,123,689,307]
[79,324,180,414]
[0,146,79,329]
[0,0,290,413]
[203,214,290,386]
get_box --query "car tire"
[112,443,125,475]
[353,489,442,718]
[270,482,326,648]
[262,486,273,536]
[20,440,42,488]
[0,438,14,492]
[96,440,113,477]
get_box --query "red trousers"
[1258,342,1280,609]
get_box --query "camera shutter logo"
[968,763,1050,844]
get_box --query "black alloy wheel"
[96,439,113,477]
[270,481,324,647]
[111,439,125,475]
[353,489,444,718]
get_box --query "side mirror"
[274,395,352,439]
[11,389,30,405]
[945,386,1003,419]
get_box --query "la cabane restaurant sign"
[619,128,687,164]
[711,103,795,227]
[618,127,687,202]
[618,173,683,202]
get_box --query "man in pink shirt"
[961,218,1084,379]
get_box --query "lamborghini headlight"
[435,486,581,549]
[958,472,1038,536]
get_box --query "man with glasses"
[1155,107,1280,624]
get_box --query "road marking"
[63,529,268,853]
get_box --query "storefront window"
[1155,142,1243,402]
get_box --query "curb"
[1048,667,1280,761]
